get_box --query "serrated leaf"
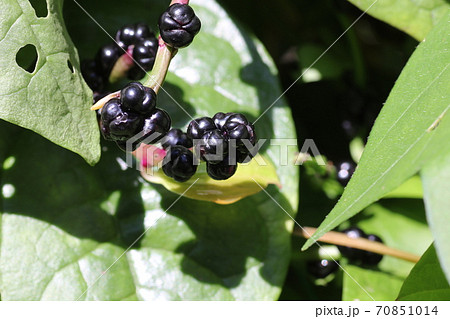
[397,245,450,301]
[342,201,432,300]
[141,154,280,205]
[0,0,299,300]
[0,0,100,165]
[347,0,449,40]
[303,12,450,250]
[421,151,450,284]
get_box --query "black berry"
[337,227,367,261]
[187,117,216,140]
[159,4,201,48]
[120,82,156,115]
[362,234,384,266]
[108,111,143,141]
[96,43,121,75]
[134,23,154,41]
[81,59,105,92]
[212,112,232,130]
[116,24,136,48]
[140,108,172,145]
[128,37,158,80]
[306,259,339,278]
[162,128,193,149]
[201,129,228,163]
[162,145,198,182]
[206,157,237,180]
[336,161,356,186]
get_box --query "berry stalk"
[143,37,176,94]
[296,226,420,263]
[91,0,190,111]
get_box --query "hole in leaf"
[16,44,38,73]
[29,0,48,18]
[67,60,74,73]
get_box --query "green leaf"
[0,0,299,300]
[347,0,450,41]
[0,0,100,165]
[397,245,450,300]
[141,154,280,205]
[421,151,450,284]
[383,175,423,199]
[343,265,404,301]
[303,11,450,250]
[342,201,432,300]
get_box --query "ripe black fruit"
[206,157,237,180]
[159,4,201,48]
[120,82,156,115]
[141,108,172,144]
[81,59,105,92]
[336,161,356,186]
[162,128,193,149]
[162,146,198,182]
[128,37,158,80]
[337,227,367,261]
[362,234,384,266]
[96,43,121,75]
[201,129,228,163]
[306,259,339,278]
[187,117,216,140]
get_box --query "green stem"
[91,0,189,111]
[143,37,177,94]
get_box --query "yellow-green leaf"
[141,154,280,205]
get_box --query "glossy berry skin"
[187,117,216,140]
[336,161,356,186]
[128,37,158,80]
[116,24,136,48]
[201,129,228,163]
[337,227,367,261]
[212,112,232,130]
[108,111,143,141]
[162,146,198,182]
[206,157,237,180]
[81,59,105,92]
[140,108,172,144]
[159,4,201,48]
[362,234,384,266]
[134,23,154,40]
[120,82,156,115]
[162,129,193,149]
[96,43,121,75]
[223,113,257,151]
[306,259,339,279]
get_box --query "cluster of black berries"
[81,23,158,101]
[186,112,258,180]
[337,227,384,266]
[100,82,171,151]
[159,3,201,48]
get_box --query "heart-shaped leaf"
[0,0,100,165]
[0,0,299,300]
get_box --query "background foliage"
[0,0,449,300]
